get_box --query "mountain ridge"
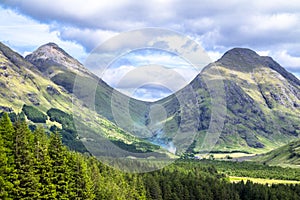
[153,47,300,153]
[2,41,300,155]
[0,42,168,157]
[25,42,93,78]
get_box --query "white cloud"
[0,7,87,61]
[118,86,173,102]
[108,65,187,90]
[122,51,191,69]
[294,72,300,79]
[257,50,270,57]
[273,50,300,69]
[207,51,223,62]
[99,49,200,89]
[1,0,300,76]
[241,13,298,33]
[59,27,118,51]
[102,65,135,87]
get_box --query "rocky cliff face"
[25,43,92,77]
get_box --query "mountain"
[4,41,300,156]
[0,42,168,158]
[151,48,300,154]
[0,42,67,113]
[25,42,92,77]
[25,42,150,125]
[253,139,300,168]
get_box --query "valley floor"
[229,176,300,185]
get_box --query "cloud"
[115,65,187,90]
[0,7,87,61]
[58,27,118,51]
[118,85,173,102]
[2,1,300,52]
[101,65,135,87]
[294,73,300,79]
[1,0,300,78]
[273,50,300,71]
[99,49,200,89]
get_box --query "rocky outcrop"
[25,43,92,77]
[46,85,60,95]
[0,106,13,112]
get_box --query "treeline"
[193,159,300,181]
[0,113,146,199]
[1,113,300,199]
[142,161,300,200]
[0,106,87,153]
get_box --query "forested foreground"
[1,113,300,199]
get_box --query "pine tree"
[144,174,163,200]
[68,152,94,200]
[125,174,147,200]
[33,127,56,199]
[0,112,15,166]
[48,132,72,199]
[0,113,15,199]
[12,120,39,199]
[87,157,105,199]
[0,134,13,199]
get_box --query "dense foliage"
[47,108,74,131]
[50,72,76,93]
[22,105,47,123]
[1,113,300,199]
[195,160,300,181]
[46,108,87,152]
[0,113,145,199]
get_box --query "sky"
[1,0,300,101]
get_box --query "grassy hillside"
[253,139,300,168]
[0,42,170,158]
[14,43,300,155]
[153,48,300,154]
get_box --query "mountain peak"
[215,47,300,86]
[43,42,59,47]
[216,48,263,72]
[27,42,73,61]
[25,43,91,77]
[223,47,259,56]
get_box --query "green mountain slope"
[152,48,300,154]
[25,43,150,124]
[253,139,300,168]
[0,42,168,158]
[18,42,300,155]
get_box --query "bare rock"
[0,106,13,112]
[27,93,40,106]
[0,65,7,70]
[46,85,60,95]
